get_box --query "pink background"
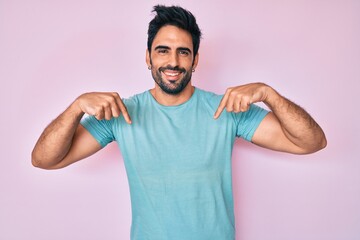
[1,0,359,239]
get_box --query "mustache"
[158,65,186,73]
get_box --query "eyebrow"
[178,47,192,53]
[154,45,192,54]
[154,45,170,51]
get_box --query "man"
[32,5,326,240]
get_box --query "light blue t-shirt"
[81,87,268,240]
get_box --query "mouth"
[161,70,183,82]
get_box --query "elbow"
[31,152,47,169]
[318,134,327,151]
[31,150,59,170]
[321,134,327,148]
[302,134,327,155]
[315,130,327,152]
[31,150,42,168]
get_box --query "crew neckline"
[147,87,198,109]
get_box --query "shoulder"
[122,90,149,108]
[195,88,223,107]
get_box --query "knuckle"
[112,108,120,117]
[102,101,111,108]
[112,92,121,98]
[235,93,242,99]
[94,106,103,112]
[240,104,250,112]
[94,109,104,117]
[241,95,250,102]
[229,91,237,97]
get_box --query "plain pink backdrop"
[1,0,359,239]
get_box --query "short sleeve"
[80,115,115,148]
[235,104,269,142]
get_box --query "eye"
[157,48,168,54]
[179,50,190,56]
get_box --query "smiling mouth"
[161,70,182,81]
[163,71,180,76]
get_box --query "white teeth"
[163,72,180,76]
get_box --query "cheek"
[182,57,195,67]
[151,58,164,68]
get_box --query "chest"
[114,103,236,174]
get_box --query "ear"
[192,52,199,69]
[146,49,151,67]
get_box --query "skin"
[215,83,327,153]
[146,26,198,106]
[31,25,326,170]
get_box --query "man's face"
[146,25,199,95]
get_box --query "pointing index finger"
[115,97,132,124]
[214,93,229,119]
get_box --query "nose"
[168,52,179,67]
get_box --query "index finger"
[214,93,229,119]
[115,97,132,124]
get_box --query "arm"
[31,92,131,169]
[214,83,327,154]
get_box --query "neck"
[150,83,195,106]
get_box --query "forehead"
[152,25,193,50]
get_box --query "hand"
[75,92,132,124]
[214,83,270,119]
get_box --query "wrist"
[263,85,282,110]
[68,98,86,119]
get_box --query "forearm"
[31,101,84,168]
[264,86,327,153]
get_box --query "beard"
[151,65,192,95]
